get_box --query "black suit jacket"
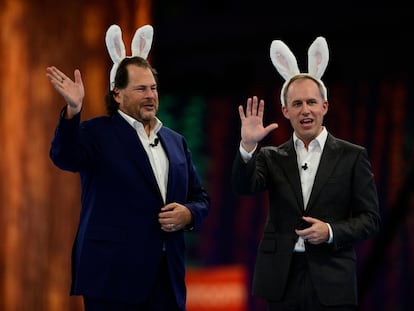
[50,111,210,307]
[232,133,380,306]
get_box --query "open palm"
[46,66,85,114]
[239,96,278,151]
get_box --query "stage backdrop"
[1,1,414,311]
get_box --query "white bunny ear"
[307,36,329,79]
[105,24,126,64]
[131,25,153,59]
[270,40,300,81]
[106,24,127,90]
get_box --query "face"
[281,78,328,146]
[114,65,158,126]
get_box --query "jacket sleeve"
[49,107,85,172]
[331,147,381,249]
[232,149,269,195]
[181,141,210,231]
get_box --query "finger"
[302,216,318,225]
[252,96,258,115]
[48,66,69,84]
[160,203,176,211]
[158,211,173,219]
[302,216,315,221]
[238,105,246,121]
[295,227,310,235]
[245,97,252,117]
[257,99,265,118]
[264,123,279,135]
[74,69,82,84]
[48,66,62,79]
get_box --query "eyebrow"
[132,84,157,88]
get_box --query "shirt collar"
[117,109,163,134]
[293,127,328,151]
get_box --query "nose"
[301,103,311,115]
[143,87,155,98]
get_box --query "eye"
[134,85,157,92]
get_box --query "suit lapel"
[279,140,305,210]
[158,130,185,204]
[306,134,341,212]
[157,130,174,202]
[111,114,162,197]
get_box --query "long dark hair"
[104,57,157,116]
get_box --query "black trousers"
[83,253,183,311]
[267,253,357,311]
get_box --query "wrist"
[241,141,257,153]
[65,104,81,119]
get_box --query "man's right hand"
[46,66,85,118]
[238,96,279,152]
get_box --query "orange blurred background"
[1,1,413,311]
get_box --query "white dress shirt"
[118,110,169,203]
[293,128,327,251]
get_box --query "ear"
[131,25,153,59]
[106,25,126,90]
[112,88,122,104]
[307,36,329,79]
[270,40,300,81]
[281,104,290,119]
[322,100,329,115]
[105,24,126,64]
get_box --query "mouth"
[143,103,155,110]
[300,118,313,125]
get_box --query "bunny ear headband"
[269,36,329,106]
[105,24,154,90]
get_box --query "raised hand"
[46,66,85,118]
[238,96,278,152]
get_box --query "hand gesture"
[158,202,193,232]
[295,216,330,244]
[238,96,278,152]
[46,66,85,118]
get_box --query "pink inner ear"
[276,52,290,72]
[114,40,123,59]
[314,50,322,66]
[139,35,146,54]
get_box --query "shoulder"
[159,126,182,138]
[81,115,111,127]
[327,134,365,152]
[159,127,186,143]
[260,139,292,156]
[159,127,191,151]
[78,116,122,137]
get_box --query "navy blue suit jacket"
[50,110,210,307]
[232,134,380,306]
